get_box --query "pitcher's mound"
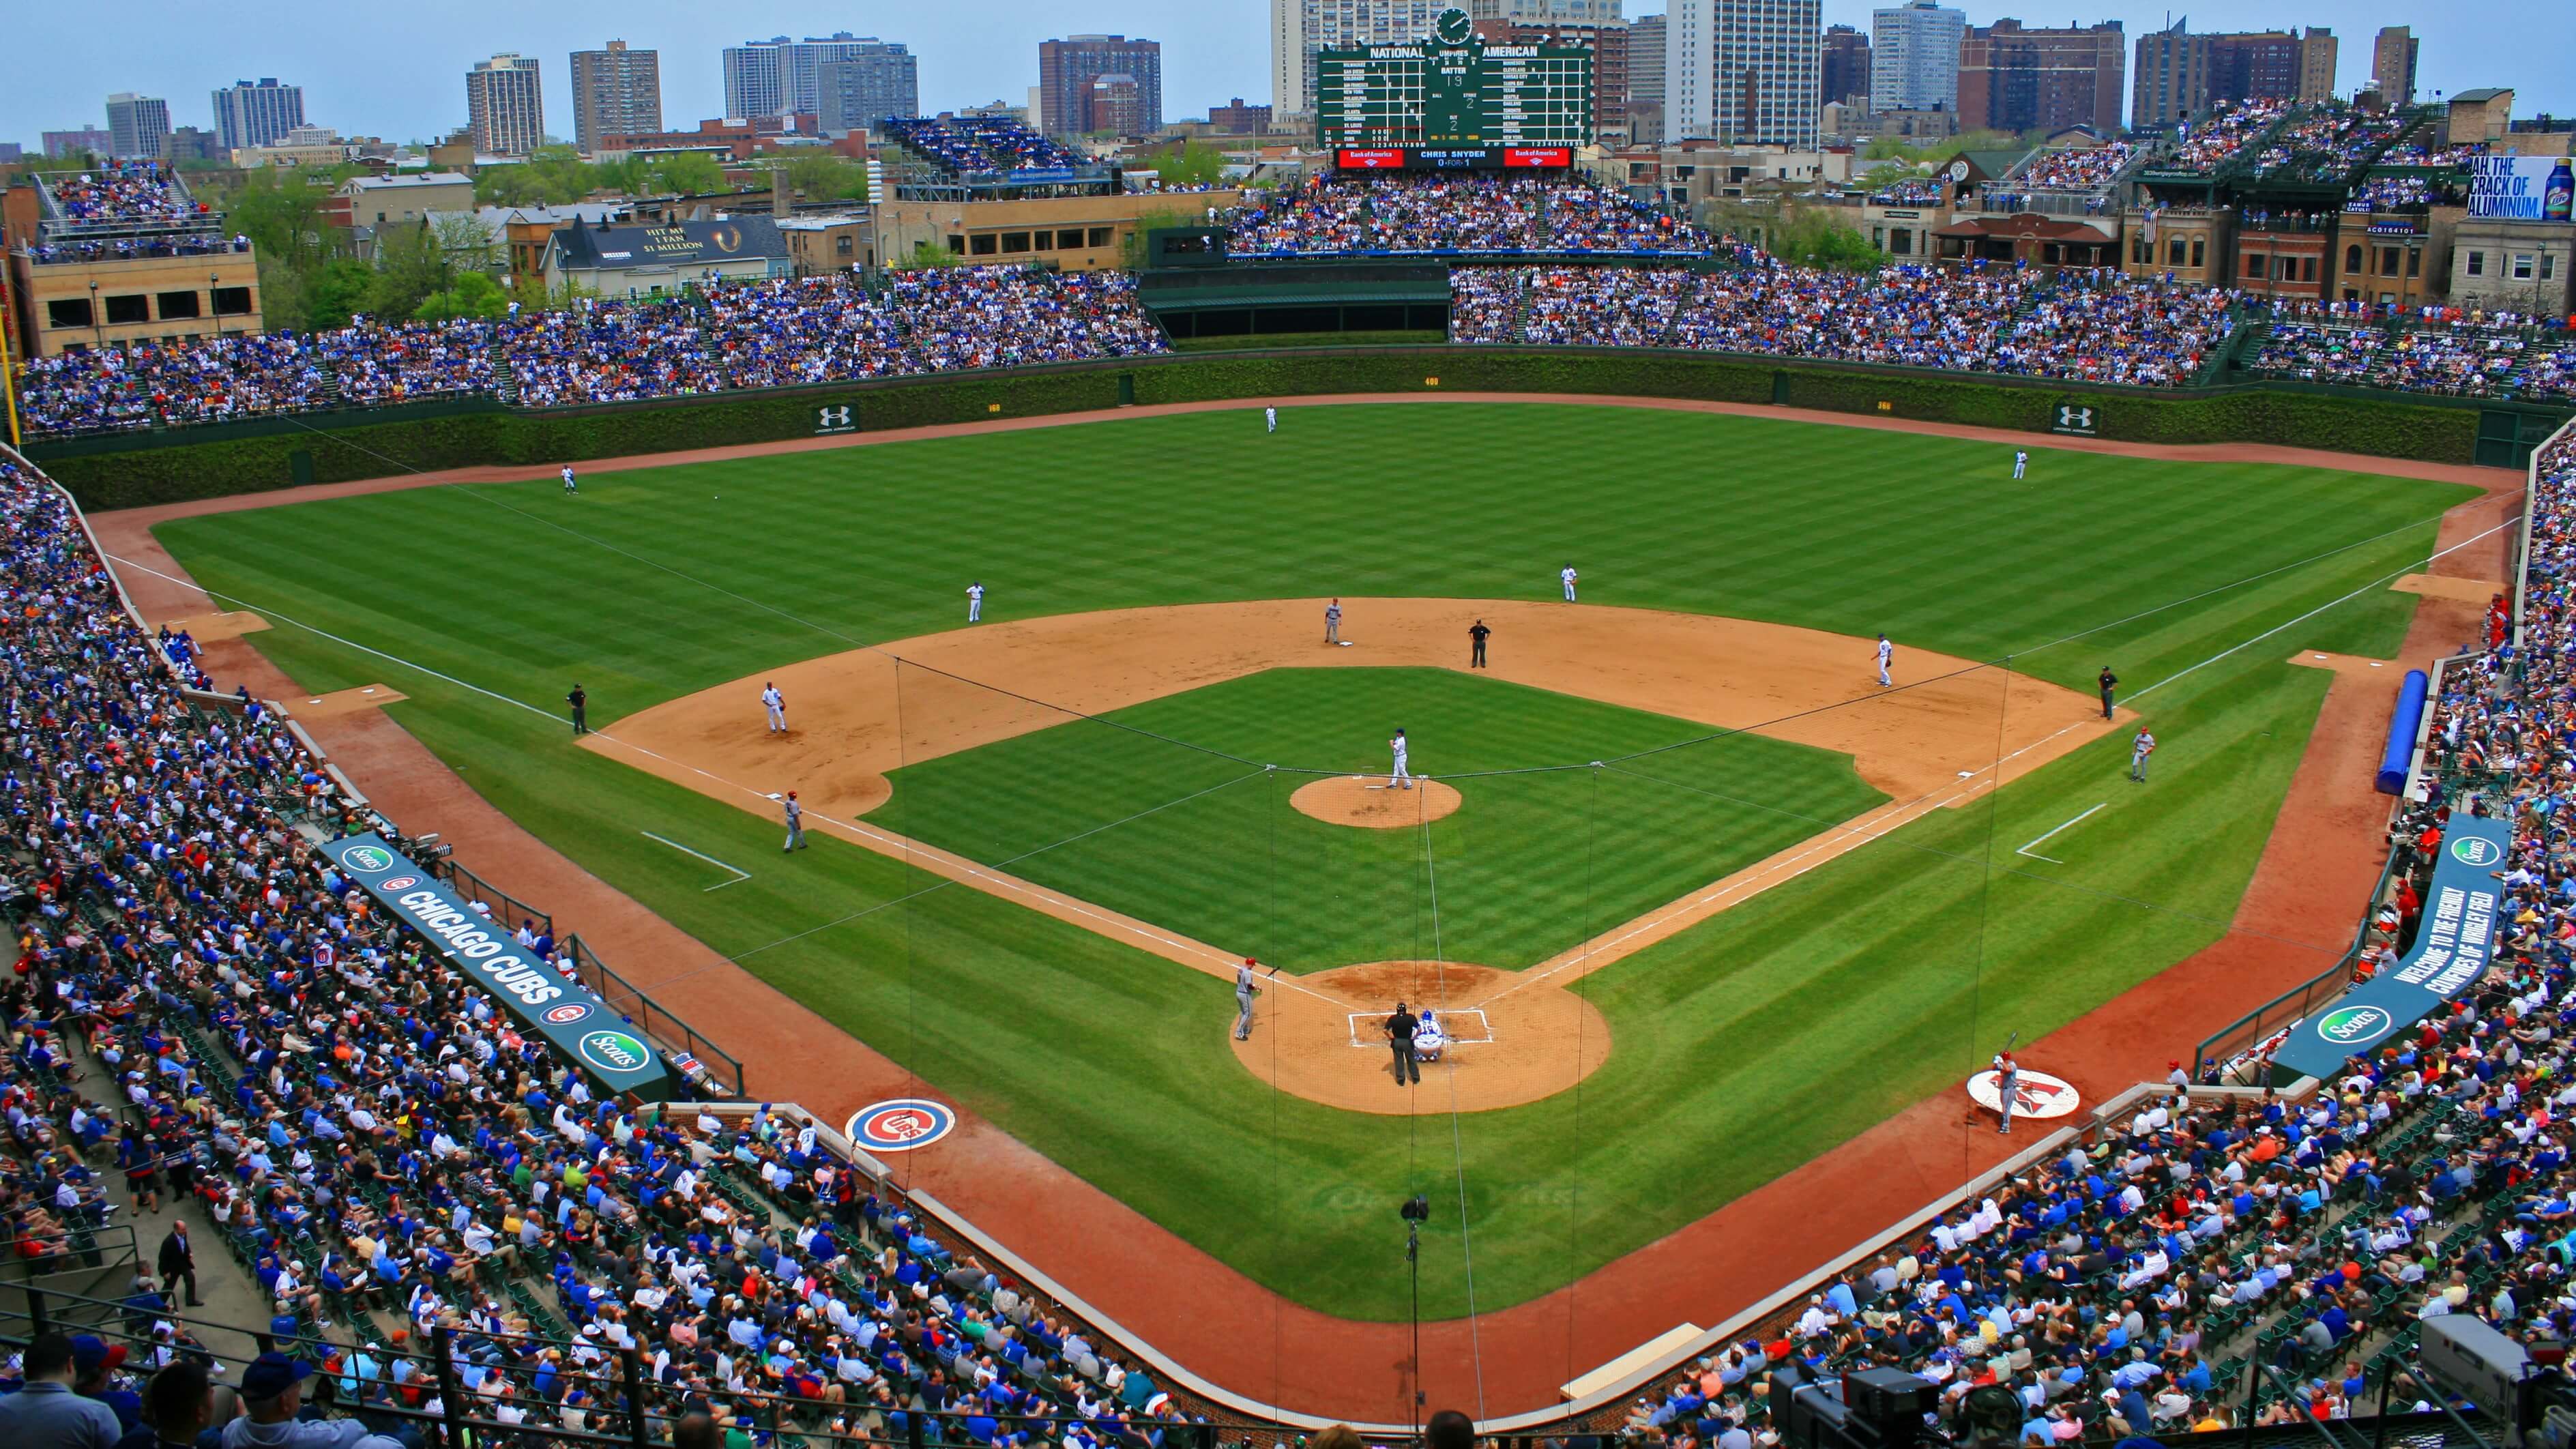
[1230,960,1609,1115]
[1290,776,1463,828]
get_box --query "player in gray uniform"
[782,791,806,851]
[1233,958,1265,1040]
[1325,599,1343,645]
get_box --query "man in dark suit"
[159,1220,201,1307]
[1386,1003,1422,1086]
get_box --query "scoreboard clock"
[1316,3,1593,165]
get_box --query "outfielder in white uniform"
[2012,450,2028,480]
[1389,728,1412,790]
[561,465,578,495]
[1876,634,1894,688]
[1560,564,1579,602]
[1265,407,1278,433]
[763,682,787,734]
[967,581,985,623]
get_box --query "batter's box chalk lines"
[1345,1008,1494,1048]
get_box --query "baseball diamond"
[43,377,2543,1432]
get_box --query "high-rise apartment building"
[105,93,172,159]
[1037,35,1166,137]
[1668,0,1823,148]
[1627,12,1666,142]
[1819,25,1871,106]
[2371,26,2418,104]
[465,53,545,156]
[724,35,913,122]
[1871,2,1965,114]
[1465,0,1622,18]
[42,127,113,159]
[1269,0,1445,119]
[1956,18,2124,134]
[2132,23,2336,127]
[570,42,662,153]
[210,79,304,151]
[817,50,920,135]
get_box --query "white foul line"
[2014,802,2105,865]
[643,831,752,890]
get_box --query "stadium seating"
[879,116,1083,176]
[0,446,1209,1447]
[1225,175,1711,255]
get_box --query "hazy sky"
[7,0,2570,147]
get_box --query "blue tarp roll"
[2376,669,2431,794]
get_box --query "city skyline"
[3,0,2568,148]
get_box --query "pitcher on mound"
[1390,728,1413,789]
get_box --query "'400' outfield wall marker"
[847,1098,957,1153]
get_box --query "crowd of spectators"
[1452,261,2232,385]
[321,321,499,407]
[2377,324,2533,396]
[2246,321,2390,386]
[42,162,211,229]
[2252,106,2418,184]
[890,268,1165,370]
[22,235,251,266]
[2343,175,2444,212]
[0,445,1214,1449]
[1225,176,1708,254]
[2019,144,2139,191]
[16,335,332,437]
[880,116,1082,175]
[2164,100,2292,174]
[13,268,1166,433]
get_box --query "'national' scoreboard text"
[1317,5,1593,153]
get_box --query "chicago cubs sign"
[847,1098,957,1153]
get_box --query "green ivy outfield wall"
[27,347,2568,511]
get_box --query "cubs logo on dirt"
[544,1003,591,1025]
[847,1099,956,1153]
[380,875,418,891]
[1966,1067,2081,1120]
[340,845,394,873]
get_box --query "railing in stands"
[433,853,554,940]
[564,935,744,1098]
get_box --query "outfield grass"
[152,402,2470,1317]
[881,667,1888,971]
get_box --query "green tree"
[780,153,869,203]
[301,257,379,330]
[413,269,511,322]
[1768,210,1886,271]
[1136,139,1229,188]
[1118,207,1190,269]
[366,220,457,321]
[638,152,725,196]
[894,239,964,269]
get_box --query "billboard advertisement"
[2465,156,2574,222]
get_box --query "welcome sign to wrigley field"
[2271,813,2513,1082]
[329,834,673,1100]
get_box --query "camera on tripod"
[1772,1362,1937,1449]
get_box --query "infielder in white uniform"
[1560,564,1579,602]
[1265,407,1278,433]
[1876,633,1894,688]
[561,465,578,495]
[1389,728,1412,789]
[762,682,787,734]
[966,581,985,622]
[2012,450,2028,480]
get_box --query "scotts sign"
[2270,813,2512,1082]
[327,834,671,1100]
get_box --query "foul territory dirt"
[83,394,2522,1424]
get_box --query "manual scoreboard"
[1316,5,1593,160]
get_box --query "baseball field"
[150,400,2468,1322]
